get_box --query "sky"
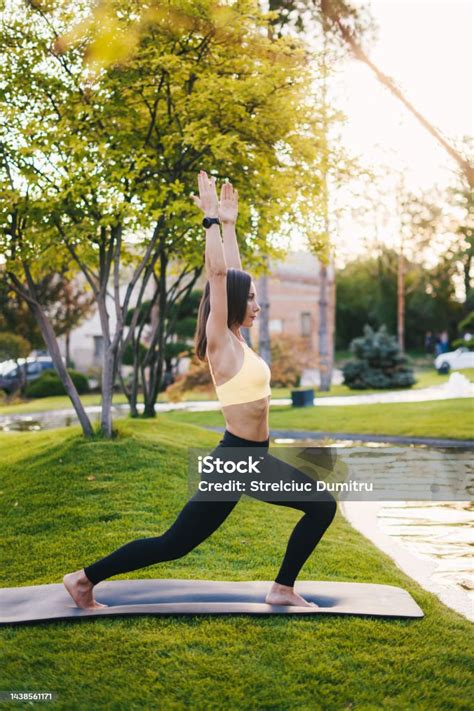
[316,0,473,267]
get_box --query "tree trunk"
[318,262,332,391]
[65,331,71,368]
[397,250,405,351]
[258,257,271,364]
[317,30,334,393]
[143,251,168,418]
[17,359,27,398]
[463,250,473,314]
[8,269,94,437]
[100,346,116,436]
[34,303,94,436]
[96,292,117,437]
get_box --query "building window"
[93,335,104,359]
[301,312,311,337]
[269,319,283,333]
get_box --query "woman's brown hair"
[194,268,252,361]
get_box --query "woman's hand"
[218,181,238,225]
[191,170,219,217]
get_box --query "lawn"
[1,368,472,416]
[1,419,472,710]
[161,397,474,440]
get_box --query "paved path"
[202,425,474,449]
[0,381,472,433]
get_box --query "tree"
[447,161,474,315]
[1,0,331,436]
[0,269,93,356]
[317,0,474,188]
[46,275,96,368]
[122,284,203,415]
[336,247,464,351]
[265,0,366,391]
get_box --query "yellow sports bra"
[207,338,271,407]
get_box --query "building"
[262,251,335,360]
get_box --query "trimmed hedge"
[25,369,89,398]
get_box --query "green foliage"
[122,339,190,367]
[336,248,464,350]
[0,332,31,361]
[122,341,148,366]
[1,0,335,282]
[458,310,474,333]
[342,325,416,390]
[25,369,89,398]
[452,311,474,350]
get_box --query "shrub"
[165,356,213,402]
[269,334,312,388]
[25,369,90,397]
[343,324,416,390]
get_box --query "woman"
[63,171,337,610]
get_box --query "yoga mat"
[0,579,423,625]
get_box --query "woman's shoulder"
[206,330,244,376]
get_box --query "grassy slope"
[1,368,472,416]
[162,398,474,440]
[1,419,472,710]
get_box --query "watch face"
[203,217,219,228]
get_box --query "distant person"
[434,334,442,356]
[424,331,434,355]
[440,330,449,354]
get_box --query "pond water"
[0,401,223,432]
[0,404,130,432]
[274,438,473,621]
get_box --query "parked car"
[434,347,474,374]
[0,357,56,394]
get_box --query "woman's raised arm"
[192,170,229,350]
[192,171,227,276]
[219,181,242,271]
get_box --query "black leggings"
[84,429,337,587]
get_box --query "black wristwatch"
[202,216,220,229]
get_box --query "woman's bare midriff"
[207,332,270,442]
[220,395,270,442]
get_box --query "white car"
[434,347,474,372]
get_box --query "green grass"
[1,419,472,710]
[1,368,472,416]
[163,398,474,440]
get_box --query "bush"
[343,324,416,390]
[165,356,213,402]
[25,369,90,398]
[269,334,312,388]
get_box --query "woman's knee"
[307,492,337,524]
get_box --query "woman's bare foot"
[265,582,319,608]
[63,570,108,610]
